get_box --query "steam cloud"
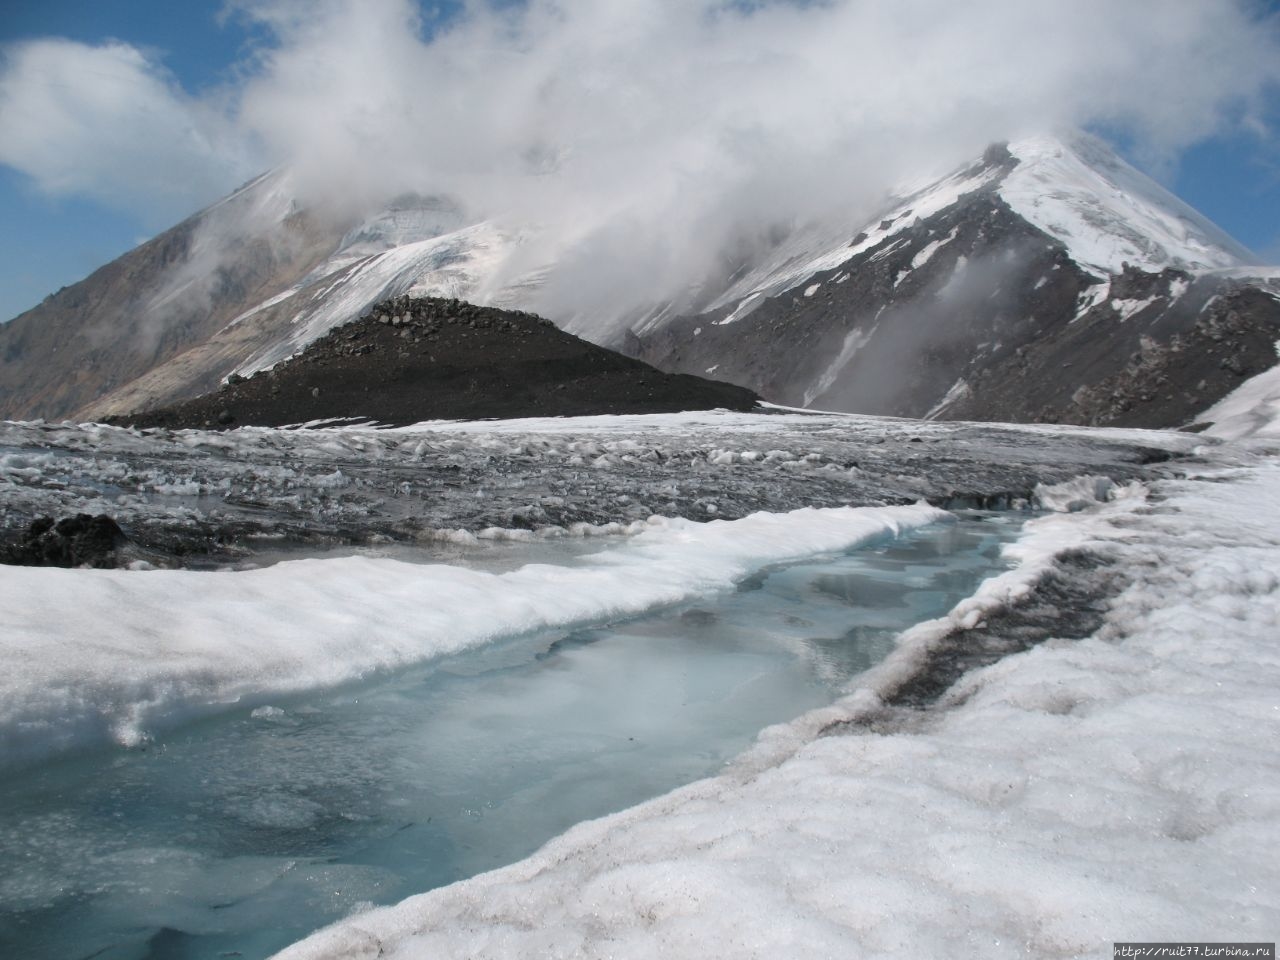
[2,0,1279,327]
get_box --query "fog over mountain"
[3,0,1279,321]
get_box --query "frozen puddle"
[0,513,1022,960]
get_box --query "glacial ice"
[0,409,1200,568]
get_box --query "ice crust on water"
[1030,473,1131,513]
[0,502,944,768]
[276,459,1280,960]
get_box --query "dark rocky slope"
[108,297,759,429]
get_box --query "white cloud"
[0,38,253,224]
[2,0,1278,319]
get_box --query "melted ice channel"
[0,512,1022,960]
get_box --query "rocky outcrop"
[2,514,130,568]
[108,296,759,429]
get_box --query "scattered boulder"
[2,514,131,568]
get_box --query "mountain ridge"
[626,134,1280,427]
[0,131,1275,428]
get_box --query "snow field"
[0,501,945,768]
[1002,133,1252,275]
[274,462,1280,960]
[232,221,531,378]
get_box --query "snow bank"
[274,462,1280,959]
[1199,363,1280,441]
[0,503,943,768]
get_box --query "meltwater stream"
[0,513,1022,960]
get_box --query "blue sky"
[1,0,1279,324]
[0,0,257,319]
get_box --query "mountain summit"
[0,131,1276,428]
[628,133,1280,427]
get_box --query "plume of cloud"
[2,0,1279,328]
[0,38,253,225]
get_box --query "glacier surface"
[2,408,1277,959]
[275,439,1280,960]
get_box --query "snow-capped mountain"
[0,173,547,421]
[0,168,346,421]
[0,130,1276,427]
[627,133,1280,427]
